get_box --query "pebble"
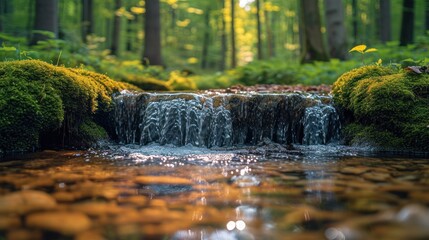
[0,190,57,214]
[340,166,369,175]
[26,211,91,235]
[0,215,21,230]
[134,176,193,185]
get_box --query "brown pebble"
[26,211,91,235]
[134,176,193,185]
[0,215,21,230]
[0,190,57,214]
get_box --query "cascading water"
[113,91,341,147]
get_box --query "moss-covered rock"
[0,60,139,152]
[332,65,429,150]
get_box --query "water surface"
[1,145,429,240]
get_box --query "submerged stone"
[0,190,57,214]
[26,211,91,235]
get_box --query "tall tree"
[0,0,13,33]
[379,0,392,43]
[201,6,211,69]
[30,0,58,45]
[256,0,263,60]
[143,0,162,65]
[400,0,415,46]
[299,0,329,63]
[425,0,429,34]
[220,0,227,70]
[110,0,122,56]
[81,0,94,42]
[230,0,237,68]
[324,0,347,60]
[352,0,358,44]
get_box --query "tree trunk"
[425,0,429,34]
[201,6,211,69]
[352,0,358,44]
[110,0,121,56]
[81,0,93,42]
[299,0,329,63]
[265,9,275,58]
[379,0,391,43]
[143,0,162,66]
[0,0,13,33]
[324,0,347,60]
[30,0,58,45]
[256,0,263,60]
[400,0,415,46]
[220,0,227,70]
[230,0,237,68]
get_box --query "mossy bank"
[332,65,429,151]
[0,60,139,154]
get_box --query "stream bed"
[1,145,429,240]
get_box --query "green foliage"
[333,66,429,150]
[0,60,136,152]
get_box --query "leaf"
[376,59,382,66]
[364,48,378,53]
[405,66,423,74]
[349,45,367,53]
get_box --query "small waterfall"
[114,92,341,147]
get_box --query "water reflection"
[1,146,429,239]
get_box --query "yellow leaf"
[187,57,198,64]
[131,7,145,14]
[349,45,367,53]
[176,19,190,27]
[364,48,378,53]
[376,58,382,66]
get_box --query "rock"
[134,176,193,185]
[396,204,429,228]
[0,190,57,214]
[0,215,21,229]
[362,172,390,182]
[340,166,368,175]
[71,202,123,217]
[26,211,91,235]
[6,229,43,240]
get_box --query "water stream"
[1,91,428,240]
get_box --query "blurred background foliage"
[1,0,428,90]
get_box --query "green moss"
[333,66,429,151]
[119,74,172,91]
[332,65,394,109]
[74,119,108,147]
[0,60,137,152]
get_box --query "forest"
[1,0,429,90]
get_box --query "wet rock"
[340,166,369,175]
[0,215,21,229]
[75,230,105,240]
[283,205,346,225]
[71,202,123,217]
[52,191,77,202]
[362,172,391,182]
[231,175,260,187]
[6,229,43,240]
[134,176,193,185]
[52,173,85,183]
[26,211,91,235]
[396,204,429,228]
[0,190,57,214]
[71,181,120,200]
[117,195,148,207]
